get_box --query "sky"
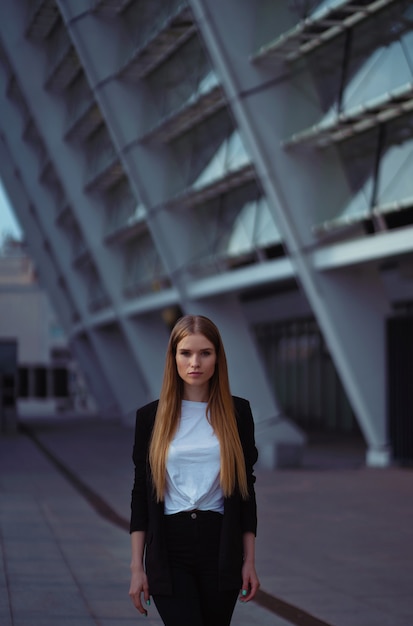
[0,180,23,241]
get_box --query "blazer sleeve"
[234,396,259,536]
[129,401,157,533]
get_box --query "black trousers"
[152,510,239,626]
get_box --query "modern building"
[0,237,95,422]
[0,0,412,465]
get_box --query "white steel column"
[189,0,391,466]
[56,0,305,467]
[0,136,117,414]
[0,1,157,414]
[192,294,305,467]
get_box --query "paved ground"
[0,415,412,626]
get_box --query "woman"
[129,314,259,625]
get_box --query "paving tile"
[320,608,413,626]
[14,618,97,626]
[2,419,413,626]
[0,611,12,626]
[232,599,291,625]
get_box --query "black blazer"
[130,395,258,594]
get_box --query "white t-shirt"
[164,400,224,515]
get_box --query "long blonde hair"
[149,314,248,502]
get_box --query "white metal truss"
[165,164,256,211]
[64,74,103,142]
[92,0,132,15]
[313,222,413,269]
[144,84,226,144]
[314,195,413,236]
[283,82,413,148]
[252,0,401,64]
[119,5,196,80]
[44,24,80,92]
[25,0,60,40]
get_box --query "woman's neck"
[182,385,209,403]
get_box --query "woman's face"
[175,332,217,400]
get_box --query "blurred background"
[1,0,413,469]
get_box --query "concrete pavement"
[1,415,412,626]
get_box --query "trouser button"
[191,512,197,519]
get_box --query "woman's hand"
[129,531,150,615]
[239,560,260,602]
[239,531,260,602]
[129,567,150,616]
